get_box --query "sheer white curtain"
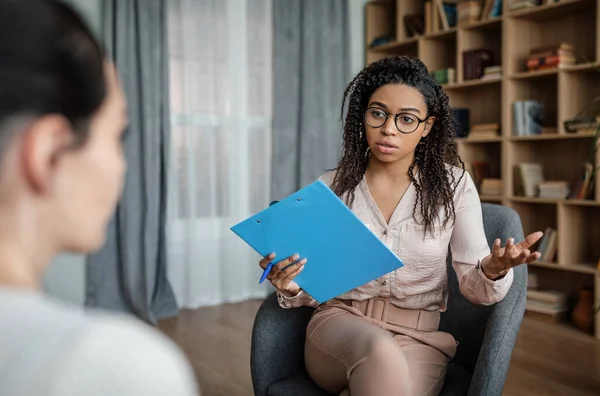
[166,0,272,308]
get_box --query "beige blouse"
[277,165,514,312]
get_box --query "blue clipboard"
[230,180,404,303]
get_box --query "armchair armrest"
[467,264,527,396]
[251,292,316,396]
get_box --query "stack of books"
[468,122,500,138]
[481,65,501,80]
[526,288,568,324]
[538,181,570,199]
[526,43,576,71]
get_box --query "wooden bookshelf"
[365,0,600,340]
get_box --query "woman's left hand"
[480,231,543,280]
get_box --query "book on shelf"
[452,108,470,137]
[513,162,544,197]
[425,0,457,33]
[479,0,502,20]
[535,226,557,263]
[463,49,494,81]
[513,100,544,136]
[470,160,490,191]
[431,68,456,85]
[457,0,481,25]
[508,0,542,11]
[404,14,425,38]
[569,162,596,200]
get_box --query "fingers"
[524,251,541,264]
[272,258,307,290]
[259,252,276,269]
[275,254,301,271]
[491,238,502,259]
[516,231,544,250]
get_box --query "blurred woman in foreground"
[0,1,199,394]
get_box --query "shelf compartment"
[458,140,502,191]
[525,265,596,336]
[508,76,558,136]
[558,204,600,267]
[507,139,593,198]
[558,67,600,133]
[420,29,457,76]
[504,4,597,75]
[458,17,502,82]
[447,82,502,127]
[365,0,397,50]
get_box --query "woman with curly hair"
[259,55,542,395]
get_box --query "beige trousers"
[304,298,458,396]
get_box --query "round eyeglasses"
[364,107,429,134]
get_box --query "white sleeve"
[46,317,200,396]
[450,171,513,305]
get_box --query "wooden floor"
[159,299,600,396]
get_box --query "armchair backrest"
[439,203,527,373]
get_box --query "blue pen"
[259,262,274,284]
[259,200,280,284]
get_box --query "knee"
[363,336,408,368]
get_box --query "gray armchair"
[251,203,528,396]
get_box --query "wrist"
[279,288,300,298]
[480,256,506,280]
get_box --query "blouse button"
[382,281,387,286]
[383,230,388,235]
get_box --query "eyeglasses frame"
[364,106,431,134]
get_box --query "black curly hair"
[330,55,465,236]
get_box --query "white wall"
[42,0,102,306]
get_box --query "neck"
[0,206,55,291]
[366,152,415,183]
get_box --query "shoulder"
[49,313,199,395]
[317,170,337,187]
[0,291,198,395]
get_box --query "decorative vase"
[571,288,594,334]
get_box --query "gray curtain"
[85,0,178,325]
[272,0,351,200]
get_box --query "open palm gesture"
[481,231,543,279]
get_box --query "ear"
[422,116,436,138]
[20,115,74,194]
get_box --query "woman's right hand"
[259,253,307,297]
